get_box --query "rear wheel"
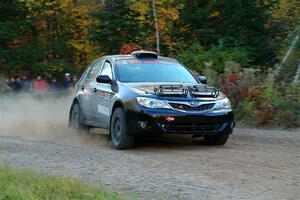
[70,103,89,134]
[110,108,135,149]
[203,134,229,145]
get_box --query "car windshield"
[115,59,198,83]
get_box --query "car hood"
[122,82,194,91]
[121,82,225,101]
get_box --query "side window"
[78,66,90,83]
[101,61,113,79]
[87,59,105,80]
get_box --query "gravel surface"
[0,128,299,200]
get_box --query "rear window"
[115,59,197,83]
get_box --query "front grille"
[168,102,215,112]
[163,122,223,133]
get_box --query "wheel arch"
[68,98,80,127]
[109,100,126,133]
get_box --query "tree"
[61,0,101,71]
[179,0,275,66]
[22,0,74,76]
[0,0,32,74]
[270,0,300,35]
[2,0,101,77]
[91,0,152,54]
[126,0,183,55]
[269,0,300,81]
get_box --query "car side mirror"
[96,75,111,84]
[198,76,207,84]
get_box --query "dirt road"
[0,128,299,200]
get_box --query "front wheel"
[110,108,135,149]
[70,103,89,134]
[203,134,229,145]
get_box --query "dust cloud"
[0,93,105,146]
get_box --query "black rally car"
[69,51,234,149]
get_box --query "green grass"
[0,163,123,200]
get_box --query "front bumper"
[125,105,234,136]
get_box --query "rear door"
[92,60,114,127]
[75,66,90,119]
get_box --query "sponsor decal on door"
[97,104,109,116]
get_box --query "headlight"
[136,97,171,109]
[213,98,231,110]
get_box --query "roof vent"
[131,51,158,59]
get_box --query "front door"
[82,59,104,122]
[92,61,114,128]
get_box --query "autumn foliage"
[1,0,299,78]
[120,43,142,54]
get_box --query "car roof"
[103,54,179,63]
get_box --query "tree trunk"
[152,0,160,55]
[293,61,300,84]
[277,34,299,71]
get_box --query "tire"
[110,107,135,149]
[70,103,89,134]
[203,134,229,145]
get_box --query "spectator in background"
[50,77,60,91]
[32,76,49,93]
[5,78,10,87]
[7,77,19,92]
[1,78,12,93]
[15,77,22,92]
[20,75,31,92]
[72,75,78,84]
[63,73,74,90]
